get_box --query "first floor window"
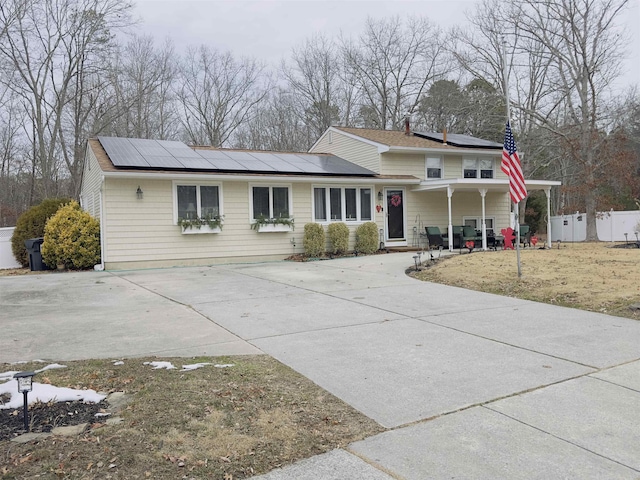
[464,217,494,230]
[177,184,220,221]
[251,185,291,220]
[313,186,373,222]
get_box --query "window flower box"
[178,215,224,234]
[181,225,221,234]
[256,223,293,233]
[252,216,294,232]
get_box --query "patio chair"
[425,226,447,249]
[518,225,531,248]
[462,226,481,252]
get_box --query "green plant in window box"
[251,215,295,231]
[178,214,224,231]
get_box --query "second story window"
[463,158,494,179]
[426,157,443,179]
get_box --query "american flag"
[501,121,527,203]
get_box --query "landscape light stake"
[14,371,35,432]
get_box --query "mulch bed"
[0,400,108,441]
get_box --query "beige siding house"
[80,137,418,269]
[80,127,560,269]
[311,126,560,250]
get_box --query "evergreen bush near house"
[303,222,325,257]
[355,222,379,254]
[41,201,101,269]
[327,222,349,254]
[11,197,72,267]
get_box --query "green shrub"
[11,198,72,267]
[303,223,325,257]
[327,222,350,254]
[41,201,101,269]
[355,222,379,254]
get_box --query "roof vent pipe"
[443,128,447,145]
[404,115,411,136]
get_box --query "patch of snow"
[35,363,67,373]
[181,363,212,371]
[214,364,235,369]
[0,380,106,410]
[143,361,176,370]
[94,412,111,417]
[0,371,20,383]
[112,361,124,366]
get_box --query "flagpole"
[502,37,523,278]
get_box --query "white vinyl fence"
[550,210,640,242]
[0,227,21,269]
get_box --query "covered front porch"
[412,178,562,252]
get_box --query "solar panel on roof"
[175,156,217,169]
[148,156,187,169]
[98,137,376,175]
[98,136,150,167]
[412,131,503,149]
[157,140,202,158]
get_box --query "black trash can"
[24,238,50,271]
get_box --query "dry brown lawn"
[412,242,640,320]
[1,356,383,479]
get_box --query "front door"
[385,188,405,243]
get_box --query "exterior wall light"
[377,190,383,202]
[136,186,143,200]
[14,371,35,432]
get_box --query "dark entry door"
[386,189,404,240]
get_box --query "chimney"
[404,115,411,136]
[443,128,447,145]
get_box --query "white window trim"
[425,156,443,179]
[172,180,224,225]
[462,157,495,179]
[249,183,294,222]
[312,185,374,224]
[463,216,495,230]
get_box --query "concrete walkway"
[1,252,640,478]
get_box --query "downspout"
[94,175,106,271]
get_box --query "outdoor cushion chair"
[518,225,531,247]
[462,226,482,251]
[425,226,447,249]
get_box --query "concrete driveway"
[2,253,640,478]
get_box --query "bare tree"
[177,45,269,147]
[341,16,448,130]
[508,0,631,239]
[102,35,180,140]
[233,89,310,152]
[282,34,343,144]
[0,0,132,200]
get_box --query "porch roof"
[412,178,561,193]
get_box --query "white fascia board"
[412,178,562,192]
[102,170,419,185]
[388,145,502,156]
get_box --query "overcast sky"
[132,0,640,91]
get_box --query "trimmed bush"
[41,201,101,269]
[303,222,325,257]
[327,222,350,254]
[355,222,379,254]
[11,198,71,267]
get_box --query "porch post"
[447,186,454,252]
[479,188,488,250]
[545,188,552,248]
